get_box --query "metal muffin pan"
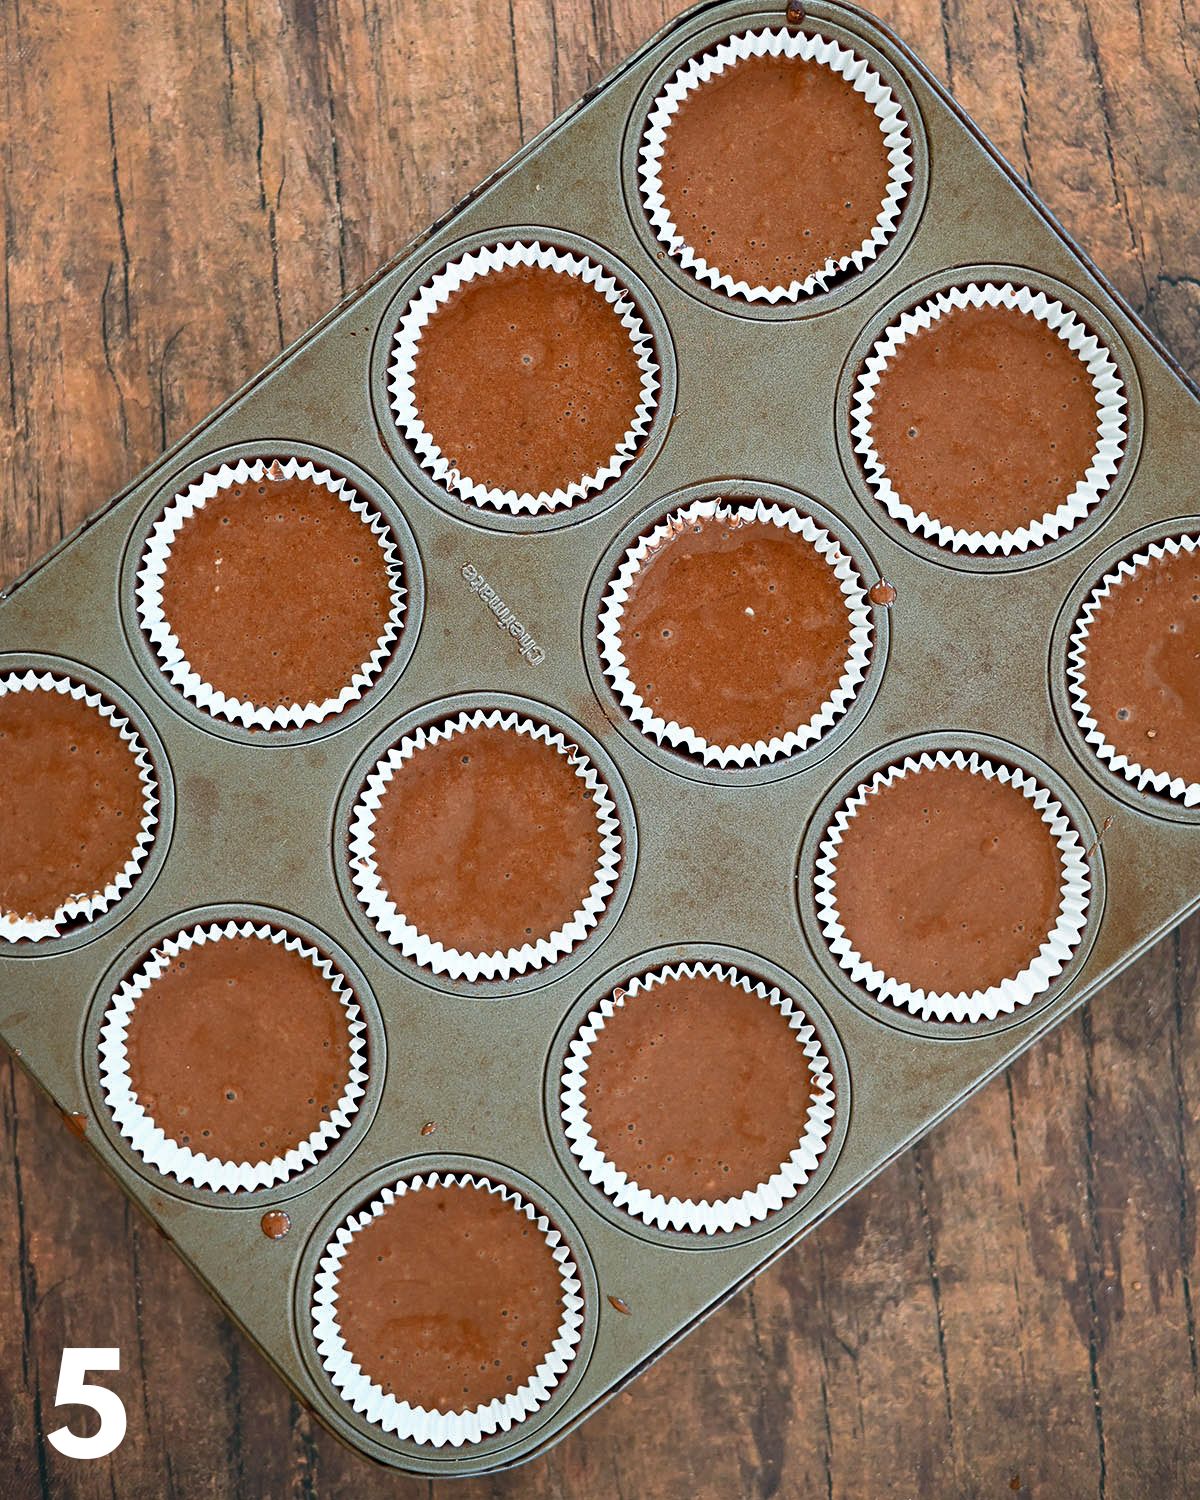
[2,0,1199,1476]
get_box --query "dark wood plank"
[2,1,1199,1495]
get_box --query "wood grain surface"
[2,1,1199,1495]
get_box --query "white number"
[46,1348,126,1460]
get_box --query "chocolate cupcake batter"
[122,935,353,1162]
[617,510,854,747]
[832,764,1065,997]
[369,724,606,955]
[409,262,647,498]
[581,972,815,1201]
[867,303,1100,537]
[1079,543,1200,785]
[656,52,892,289]
[158,471,397,710]
[0,686,146,926]
[333,1182,566,1411]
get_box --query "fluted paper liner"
[815,750,1091,1023]
[98,920,368,1192]
[560,962,835,1235]
[1067,531,1200,807]
[638,27,913,303]
[311,1171,585,1447]
[388,239,660,513]
[852,282,1128,556]
[348,708,623,981]
[136,456,407,730]
[598,497,874,768]
[0,670,159,943]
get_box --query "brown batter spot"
[333,1182,566,1411]
[369,724,606,955]
[0,688,146,925]
[123,936,353,1163]
[158,472,396,710]
[868,303,1100,537]
[582,972,815,1200]
[657,52,892,289]
[833,765,1065,997]
[617,511,854,748]
[409,262,647,498]
[1080,544,1200,785]
[260,1210,291,1240]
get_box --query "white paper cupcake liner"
[135,456,407,730]
[638,27,913,303]
[851,282,1128,556]
[0,670,159,943]
[597,497,874,768]
[560,962,835,1235]
[312,1170,585,1447]
[815,750,1091,1023]
[387,239,660,514]
[97,920,368,1192]
[1067,531,1200,807]
[349,709,623,981]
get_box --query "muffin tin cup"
[637,25,914,304]
[82,905,386,1209]
[386,239,661,515]
[544,944,852,1252]
[850,280,1129,557]
[370,227,678,537]
[0,668,161,944]
[596,494,875,770]
[558,960,836,1236]
[347,707,624,984]
[813,748,1093,1024]
[96,919,369,1194]
[134,455,408,732]
[1067,531,1200,809]
[310,1169,586,1449]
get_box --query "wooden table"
[2,1,1198,1494]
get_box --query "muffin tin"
[3,0,1200,1476]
